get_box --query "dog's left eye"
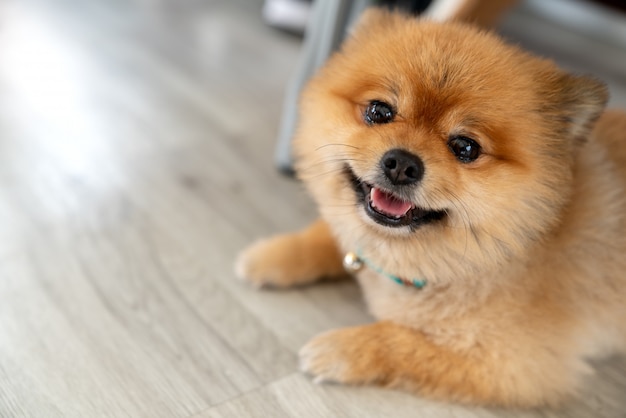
[448,136,481,163]
[364,101,394,125]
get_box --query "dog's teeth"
[370,188,377,208]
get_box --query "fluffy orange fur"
[236,9,626,407]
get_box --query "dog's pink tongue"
[371,188,413,217]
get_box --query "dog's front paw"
[299,327,382,385]
[236,221,346,288]
[235,236,301,288]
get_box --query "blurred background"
[0,0,624,417]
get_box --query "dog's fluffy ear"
[554,73,608,143]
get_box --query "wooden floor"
[0,0,624,417]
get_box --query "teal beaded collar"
[342,250,427,289]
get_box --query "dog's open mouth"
[345,166,446,228]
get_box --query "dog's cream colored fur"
[237,9,626,406]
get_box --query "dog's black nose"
[381,149,424,185]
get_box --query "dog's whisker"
[315,143,362,151]
[297,157,366,170]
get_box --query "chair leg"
[274,0,371,174]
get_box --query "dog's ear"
[553,73,608,143]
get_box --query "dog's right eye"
[364,101,394,125]
[448,136,481,163]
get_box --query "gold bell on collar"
[343,252,364,273]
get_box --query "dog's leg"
[235,219,346,287]
[300,321,574,407]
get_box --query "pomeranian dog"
[236,9,626,407]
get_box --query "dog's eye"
[448,136,481,163]
[364,101,394,125]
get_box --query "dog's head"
[294,9,607,279]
